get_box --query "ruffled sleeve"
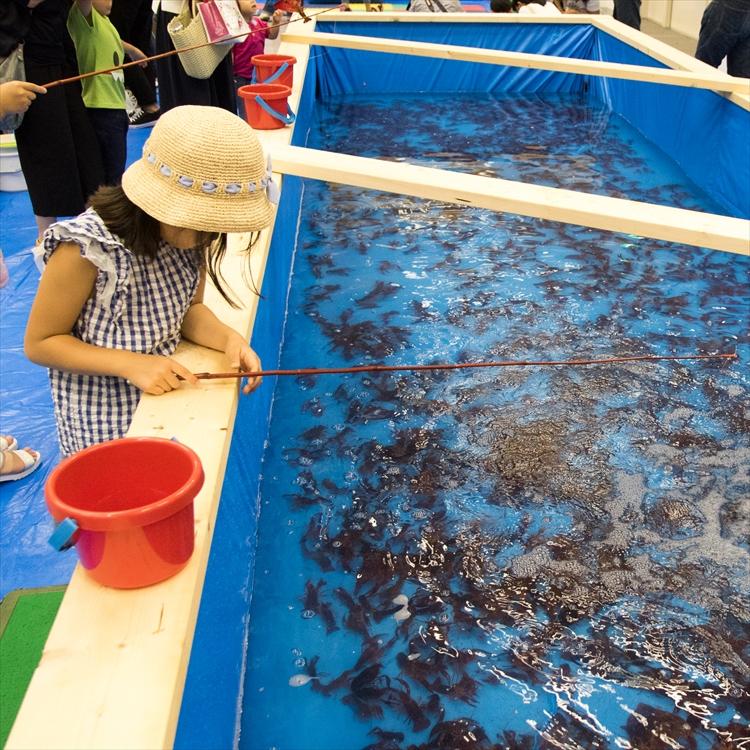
[42,208,132,318]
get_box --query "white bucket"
[0,134,27,192]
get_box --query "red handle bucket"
[45,437,204,589]
[251,53,296,89]
[239,83,295,130]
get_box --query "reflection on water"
[240,93,750,750]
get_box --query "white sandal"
[0,435,18,452]
[0,448,42,482]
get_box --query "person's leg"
[124,65,159,111]
[727,26,750,77]
[695,1,733,67]
[87,109,129,186]
[16,61,101,240]
[613,0,641,29]
[724,1,750,77]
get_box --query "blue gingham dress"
[43,208,203,456]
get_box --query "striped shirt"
[43,208,202,456]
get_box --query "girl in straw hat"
[24,105,278,457]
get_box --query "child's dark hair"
[490,0,514,10]
[89,185,261,307]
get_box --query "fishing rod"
[195,351,738,380]
[41,4,342,90]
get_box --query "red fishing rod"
[41,4,342,90]
[194,351,738,380]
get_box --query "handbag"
[0,44,26,133]
[167,0,232,80]
[198,0,250,45]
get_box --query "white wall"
[642,0,709,39]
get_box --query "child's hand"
[224,333,263,394]
[122,353,198,395]
[123,42,149,68]
[0,80,46,117]
[271,9,284,23]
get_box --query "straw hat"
[122,105,277,233]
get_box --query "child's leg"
[88,109,130,186]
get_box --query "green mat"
[0,586,66,748]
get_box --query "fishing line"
[194,351,738,380]
[40,5,342,90]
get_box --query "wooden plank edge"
[270,145,750,256]
[309,10,596,21]
[282,30,750,94]
[5,32,314,750]
[591,15,750,110]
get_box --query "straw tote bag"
[167,0,232,80]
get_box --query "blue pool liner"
[174,21,749,750]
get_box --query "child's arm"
[267,10,284,39]
[180,272,263,394]
[24,243,197,394]
[72,0,94,21]
[122,41,149,68]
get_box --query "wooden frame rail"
[282,30,750,95]
[271,145,749,255]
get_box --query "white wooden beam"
[591,15,750,109]
[282,29,750,95]
[271,145,750,255]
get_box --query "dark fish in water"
[378,260,402,274]
[355,280,402,309]
[343,664,386,720]
[307,253,334,279]
[300,514,334,572]
[354,632,397,671]
[335,586,371,637]
[362,728,404,750]
[423,151,477,162]
[416,718,494,750]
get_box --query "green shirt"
[67,5,126,110]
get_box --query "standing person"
[233,0,283,98]
[695,0,750,78]
[153,0,236,114]
[24,106,275,456]
[0,77,47,287]
[67,0,149,186]
[563,0,598,14]
[612,0,640,30]
[516,0,562,15]
[1,0,104,243]
[109,0,160,128]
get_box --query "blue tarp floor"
[0,129,149,599]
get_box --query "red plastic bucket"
[239,83,295,130]
[251,53,296,89]
[45,437,204,589]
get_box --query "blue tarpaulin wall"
[313,21,596,94]
[175,20,749,750]
[591,32,749,219]
[175,21,749,750]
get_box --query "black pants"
[109,0,157,107]
[696,0,750,78]
[87,108,129,186]
[16,60,104,217]
[613,0,641,29]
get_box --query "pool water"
[239,93,749,749]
